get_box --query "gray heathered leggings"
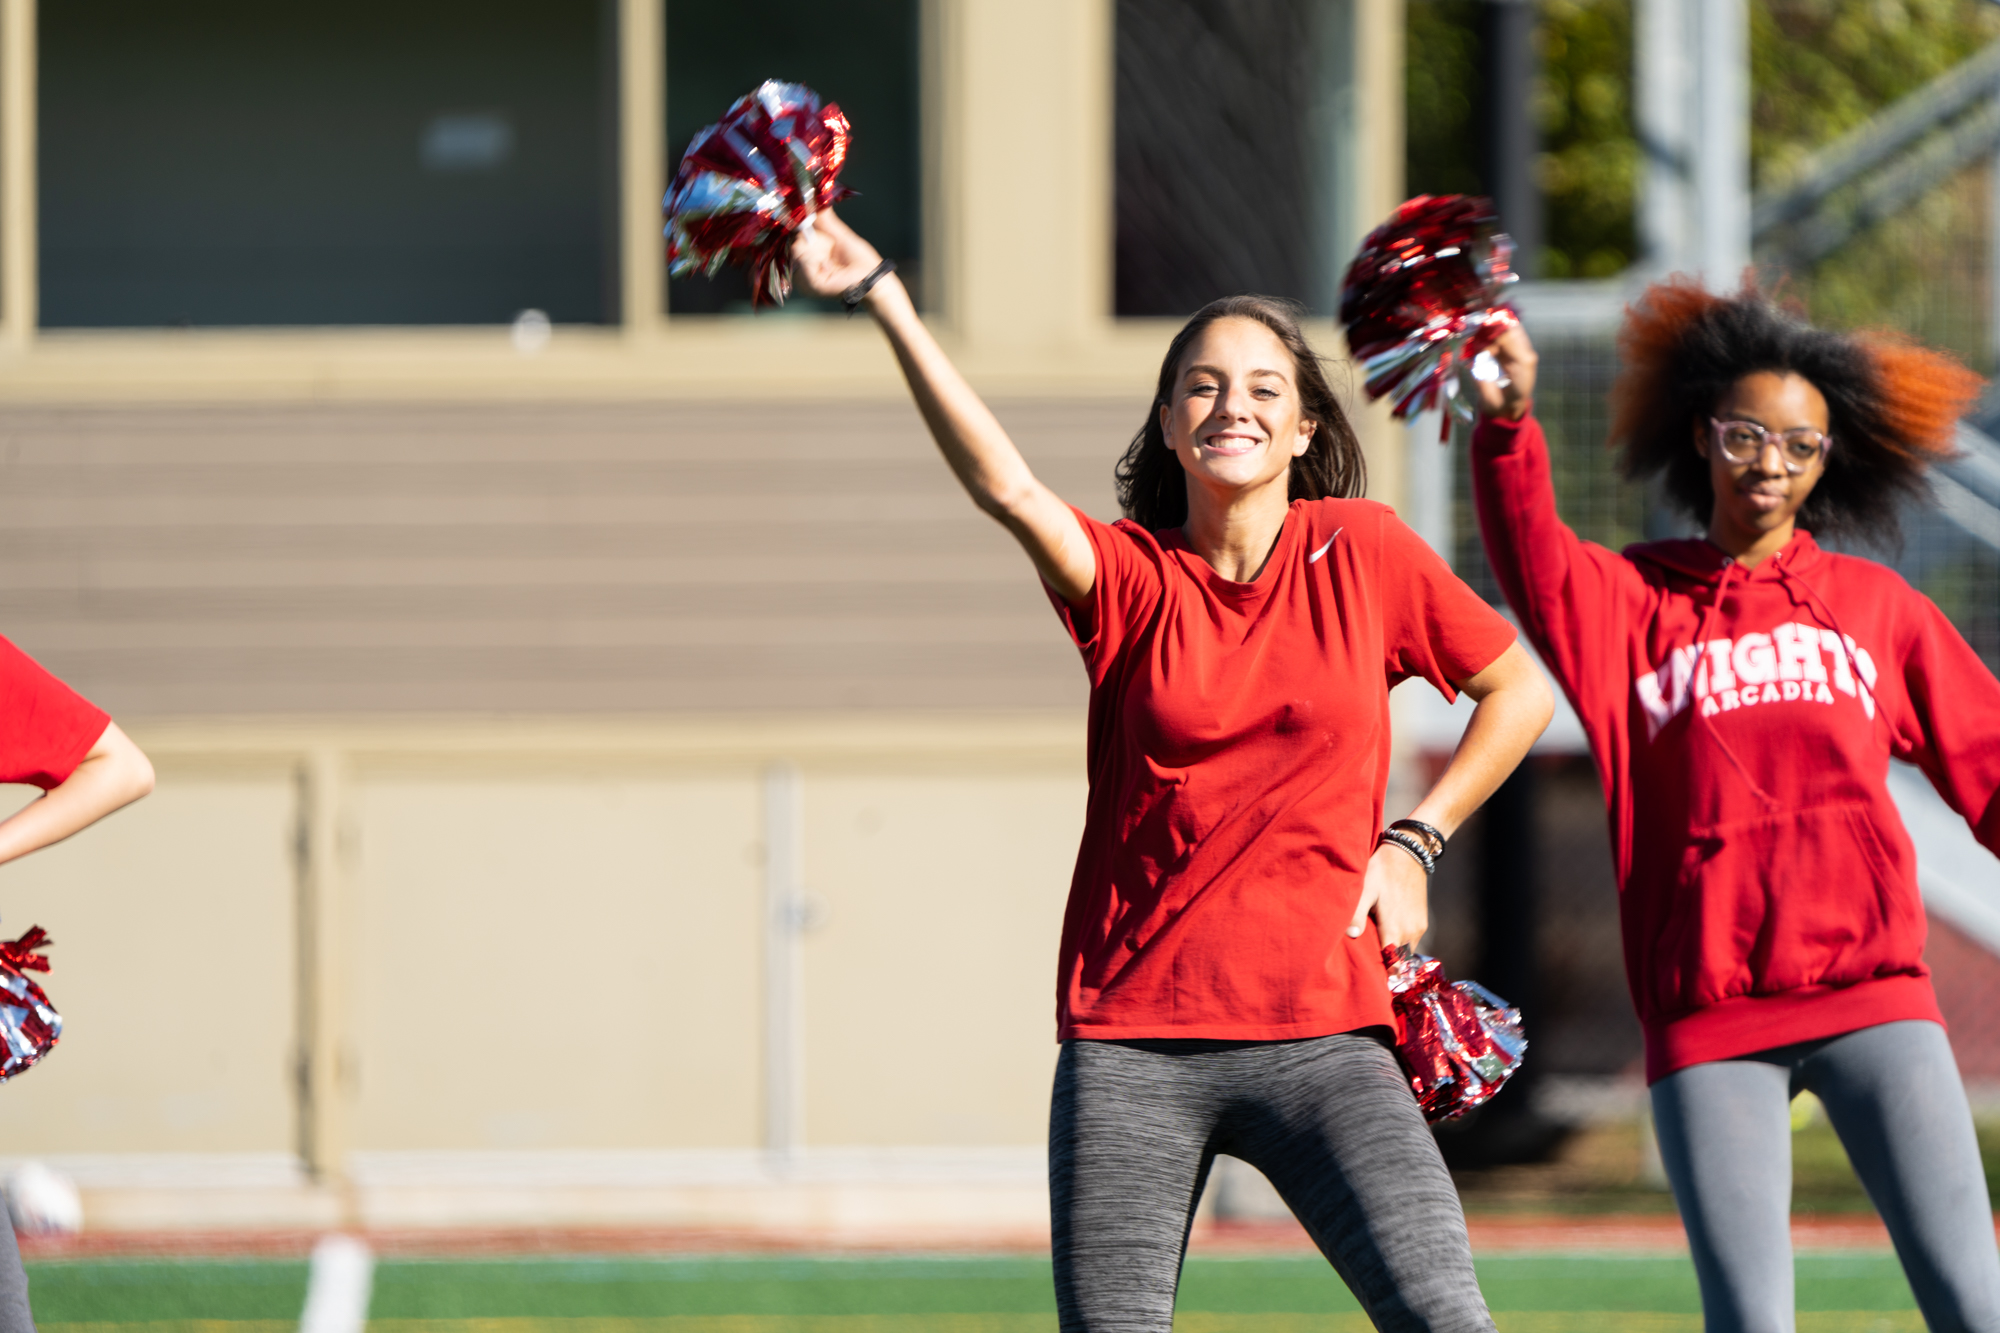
[0,1220,33,1333]
[1652,1019,2000,1333]
[1049,1030,1495,1333]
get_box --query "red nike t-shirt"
[1047,498,1516,1041]
[0,636,109,790]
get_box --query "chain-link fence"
[1447,335,1642,605]
[1897,489,2000,673]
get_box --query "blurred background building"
[0,0,1411,1236]
[0,0,1997,1239]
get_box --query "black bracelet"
[1389,818,1446,863]
[841,258,897,315]
[1379,828,1436,876]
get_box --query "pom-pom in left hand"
[1339,194,1522,440]
[1469,326,1538,421]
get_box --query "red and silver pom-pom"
[0,927,60,1082]
[663,80,854,307]
[1384,944,1527,1123]
[1339,194,1521,441]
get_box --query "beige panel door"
[348,774,762,1150]
[0,772,297,1153]
[801,772,1082,1147]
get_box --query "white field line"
[299,1233,374,1333]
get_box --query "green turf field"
[20,1252,1927,1332]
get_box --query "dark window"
[1115,0,1333,318]
[664,0,921,315]
[40,1,613,327]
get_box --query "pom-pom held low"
[0,927,60,1082]
[1384,943,1527,1122]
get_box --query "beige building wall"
[0,765,297,1155]
[0,0,1406,1233]
[346,770,767,1153]
[0,719,1091,1232]
[800,768,1081,1147]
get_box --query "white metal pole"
[1634,0,1692,276]
[1990,96,2000,368]
[1405,414,1453,565]
[1693,0,1752,286]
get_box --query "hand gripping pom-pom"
[0,927,60,1082]
[662,80,854,307]
[1338,194,1521,442]
[1384,944,1527,1123]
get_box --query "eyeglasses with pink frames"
[1709,419,1832,475]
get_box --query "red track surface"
[1198,1212,1913,1254]
[13,1212,1978,1260]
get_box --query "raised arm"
[791,212,1096,602]
[1468,326,1641,697]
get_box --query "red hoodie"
[1472,413,2000,1081]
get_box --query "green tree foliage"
[1405,0,1637,278]
[1755,0,2000,365]
[1535,0,1639,278]
[1407,0,2000,339]
[1754,0,1997,187]
[1407,0,1484,202]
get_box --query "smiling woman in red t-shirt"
[793,213,1552,1333]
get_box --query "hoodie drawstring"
[1686,558,1784,812]
[1773,557,1887,741]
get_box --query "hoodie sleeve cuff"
[1471,410,1535,455]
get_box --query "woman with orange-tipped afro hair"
[1471,283,2000,1333]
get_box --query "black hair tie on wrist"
[842,259,897,315]
[1379,828,1437,876]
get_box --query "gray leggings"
[1049,1030,1494,1333]
[1652,1019,2000,1333]
[0,1221,31,1333]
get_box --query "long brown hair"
[1114,296,1366,532]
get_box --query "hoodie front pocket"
[1648,802,1922,1016]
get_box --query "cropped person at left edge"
[0,633,153,1333]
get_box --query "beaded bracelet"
[1388,818,1446,864]
[1379,827,1437,876]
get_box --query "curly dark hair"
[1611,278,1981,548]
[1115,296,1366,532]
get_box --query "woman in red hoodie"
[1472,282,2000,1333]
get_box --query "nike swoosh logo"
[1308,529,1344,563]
